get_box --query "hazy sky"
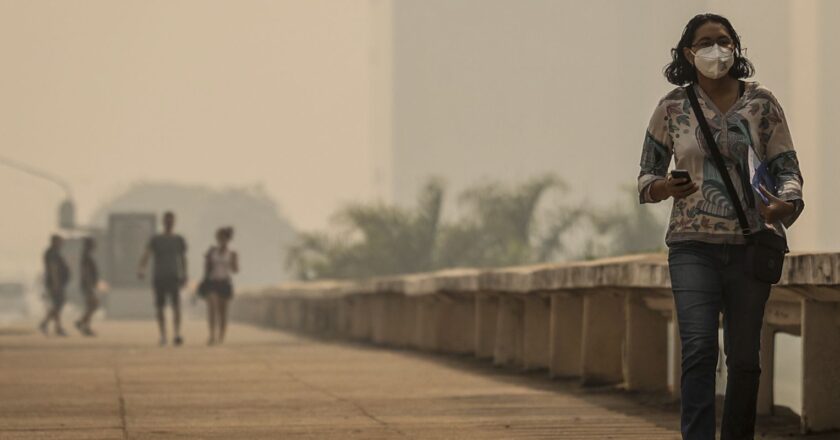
[388,0,834,254]
[2,0,837,277]
[0,0,378,274]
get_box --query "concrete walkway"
[0,320,827,439]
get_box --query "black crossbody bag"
[685,85,787,284]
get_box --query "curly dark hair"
[216,226,234,240]
[664,13,755,85]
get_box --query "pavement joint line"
[241,348,410,438]
[0,426,124,433]
[284,371,410,438]
[113,360,130,440]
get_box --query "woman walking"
[637,14,804,440]
[199,227,239,345]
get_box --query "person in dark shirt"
[138,211,188,346]
[39,235,69,336]
[75,237,99,336]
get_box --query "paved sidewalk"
[0,320,829,439]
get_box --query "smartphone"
[670,169,692,183]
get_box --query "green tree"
[579,185,666,259]
[285,179,444,280]
[285,175,625,280]
[434,175,571,268]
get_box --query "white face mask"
[691,44,735,79]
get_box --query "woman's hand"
[650,174,699,201]
[757,185,795,224]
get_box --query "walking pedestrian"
[75,237,99,336]
[138,212,188,346]
[198,227,238,345]
[637,14,804,440]
[39,234,69,336]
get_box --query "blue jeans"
[668,241,771,440]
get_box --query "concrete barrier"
[232,253,840,434]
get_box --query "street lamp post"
[0,154,76,230]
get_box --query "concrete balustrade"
[232,253,840,434]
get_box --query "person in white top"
[198,227,239,345]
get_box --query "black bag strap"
[685,85,752,237]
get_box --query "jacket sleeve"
[761,92,804,228]
[638,100,673,204]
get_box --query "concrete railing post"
[350,296,373,341]
[549,294,582,378]
[272,298,285,328]
[801,300,840,432]
[302,300,316,333]
[416,296,440,351]
[580,290,626,386]
[292,299,305,331]
[336,297,351,337]
[256,297,267,326]
[271,298,286,328]
[474,294,498,359]
[402,296,420,348]
[436,294,475,354]
[623,293,668,391]
[757,322,775,416]
[371,294,389,345]
[385,295,408,347]
[395,296,415,347]
[494,295,524,368]
[522,295,550,370]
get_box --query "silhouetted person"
[138,211,188,346]
[198,227,238,345]
[39,235,69,336]
[75,237,99,336]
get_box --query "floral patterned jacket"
[637,82,804,245]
